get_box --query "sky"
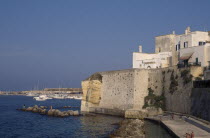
[0,0,210,91]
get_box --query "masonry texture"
[191,88,210,121]
[81,69,149,116]
[81,66,204,118]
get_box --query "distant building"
[133,27,210,69]
[155,33,177,66]
[133,46,172,69]
[175,27,210,67]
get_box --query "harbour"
[0,95,174,138]
[1,1,210,137]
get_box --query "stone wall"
[81,69,150,116]
[81,66,204,117]
[155,34,175,53]
[146,66,203,114]
[163,69,192,114]
[81,76,102,112]
[99,69,135,110]
[155,34,178,66]
[204,70,210,80]
[191,88,210,121]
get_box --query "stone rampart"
[191,88,210,121]
[81,66,204,118]
[81,69,149,116]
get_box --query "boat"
[26,92,37,97]
[51,94,65,99]
[73,95,82,100]
[33,95,48,101]
[64,95,74,99]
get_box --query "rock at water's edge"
[73,110,79,116]
[110,119,145,138]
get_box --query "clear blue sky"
[0,0,210,91]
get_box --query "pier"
[146,113,210,138]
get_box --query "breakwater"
[17,105,80,117]
[0,95,123,137]
[0,87,82,96]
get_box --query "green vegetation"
[162,70,166,83]
[86,73,103,82]
[162,71,166,93]
[169,71,178,94]
[162,75,165,83]
[181,69,193,85]
[143,88,165,110]
[181,69,190,77]
[195,74,203,81]
[195,77,202,81]
[167,69,171,73]
[162,71,165,75]
[175,74,178,79]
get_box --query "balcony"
[193,80,210,88]
[177,62,201,68]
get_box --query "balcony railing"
[193,80,210,88]
[204,66,210,71]
[177,62,201,68]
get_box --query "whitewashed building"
[133,27,210,69]
[175,27,210,67]
[133,46,172,69]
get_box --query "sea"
[0,95,172,138]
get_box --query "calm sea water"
[144,121,173,138]
[0,95,173,138]
[0,95,122,138]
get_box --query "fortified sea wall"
[191,88,210,121]
[81,69,149,116]
[81,66,203,118]
[150,66,203,114]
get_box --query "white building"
[133,27,210,69]
[175,27,210,67]
[133,46,172,69]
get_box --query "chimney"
[185,26,191,34]
[139,45,142,53]
[172,31,175,34]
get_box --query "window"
[184,42,188,48]
[196,58,198,64]
[199,41,206,46]
[176,43,181,51]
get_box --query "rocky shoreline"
[110,119,145,138]
[0,91,25,95]
[17,105,80,117]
